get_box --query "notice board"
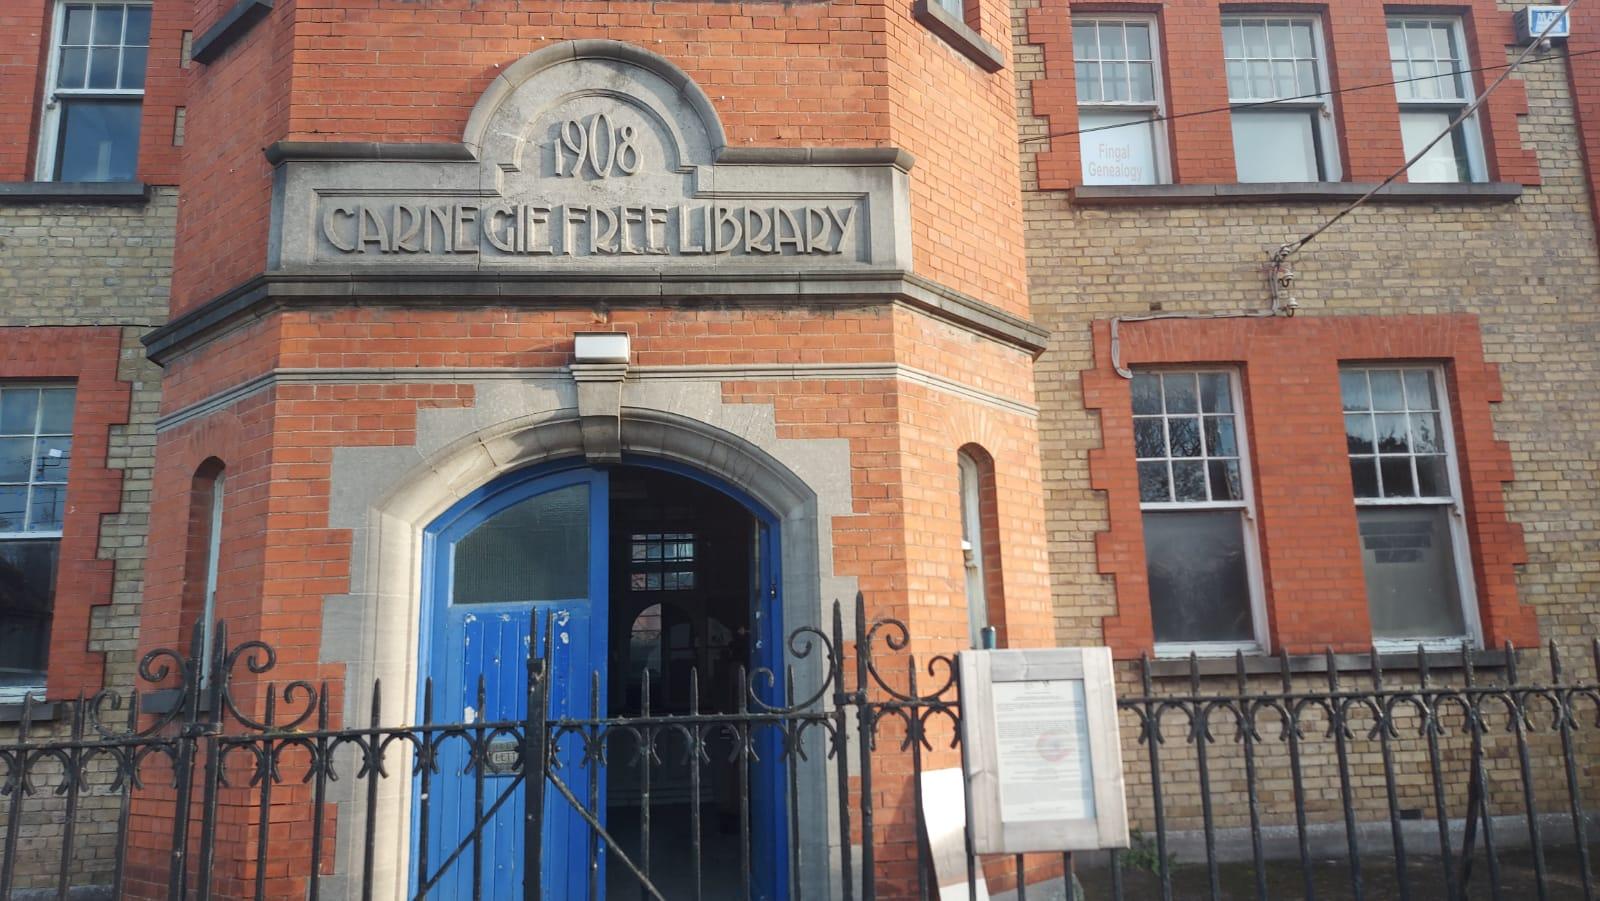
[958,647,1129,854]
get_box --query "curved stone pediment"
[268,40,912,273]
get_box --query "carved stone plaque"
[269,41,912,273]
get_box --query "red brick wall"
[0,0,186,184]
[171,0,1030,317]
[0,1,50,181]
[137,302,1051,896]
[0,326,133,697]
[1082,312,1535,657]
[1026,0,1539,191]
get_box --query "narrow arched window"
[958,448,997,648]
[183,460,225,683]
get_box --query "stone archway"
[316,376,851,899]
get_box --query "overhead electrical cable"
[1275,4,1582,262]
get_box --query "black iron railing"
[0,598,1597,900]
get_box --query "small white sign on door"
[960,647,1129,854]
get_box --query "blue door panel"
[416,466,607,901]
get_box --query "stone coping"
[0,181,149,203]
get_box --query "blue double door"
[415,460,788,900]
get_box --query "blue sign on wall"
[1516,5,1572,41]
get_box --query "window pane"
[1295,61,1317,95]
[1134,418,1166,458]
[1138,461,1171,503]
[1204,416,1237,456]
[1168,417,1201,457]
[27,486,65,531]
[1249,60,1273,98]
[39,389,75,433]
[58,47,89,89]
[1401,111,1474,183]
[1077,112,1159,185]
[1199,373,1233,412]
[1162,373,1198,413]
[1339,370,1370,411]
[1076,62,1100,102]
[1143,510,1255,644]
[452,483,589,604]
[1375,413,1409,453]
[0,390,39,435]
[1416,455,1450,497]
[1232,110,1319,182]
[64,5,93,44]
[1358,507,1467,640]
[1293,23,1314,57]
[1104,61,1127,101]
[1100,23,1126,61]
[1403,369,1437,408]
[125,6,152,45]
[1350,457,1380,498]
[0,487,25,531]
[1208,460,1243,501]
[1268,22,1293,57]
[1129,62,1155,103]
[32,437,71,482]
[1074,22,1099,60]
[0,540,60,687]
[1368,370,1405,410]
[1272,60,1296,97]
[120,45,146,90]
[1380,456,1416,497]
[56,100,142,182]
[1131,372,1162,414]
[1243,21,1268,57]
[87,46,119,89]
[1345,414,1374,454]
[1222,22,1244,58]
[0,438,29,483]
[92,6,125,44]
[1172,460,1207,501]
[1410,412,1443,453]
[1126,23,1151,60]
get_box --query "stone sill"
[1071,181,1524,206]
[0,699,57,724]
[1140,648,1510,681]
[0,181,149,204]
[913,0,1005,72]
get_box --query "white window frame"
[1073,14,1171,185]
[35,0,151,182]
[0,382,76,702]
[1342,364,1483,652]
[1387,16,1487,184]
[958,451,990,648]
[1134,368,1269,658]
[1222,15,1342,182]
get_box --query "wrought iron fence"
[0,597,1597,900]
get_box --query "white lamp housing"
[573,332,631,364]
